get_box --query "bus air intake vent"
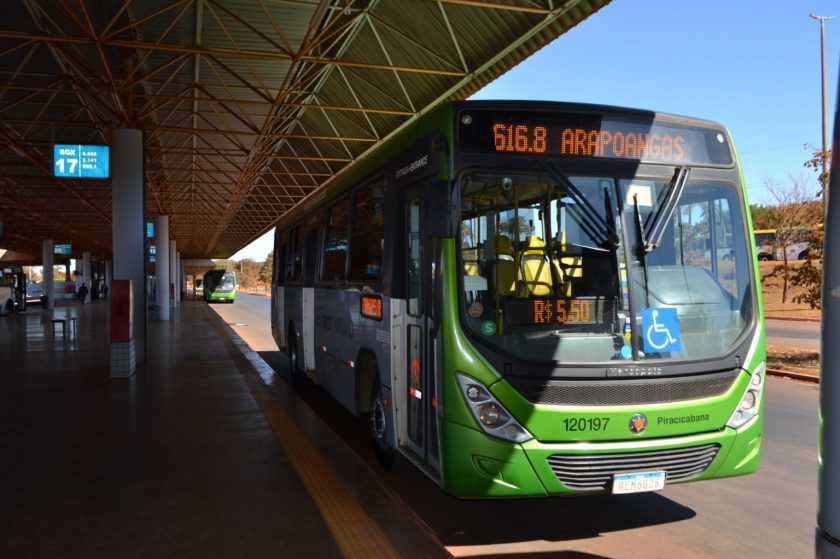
[547,444,720,491]
[510,370,741,406]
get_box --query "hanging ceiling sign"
[53,144,110,179]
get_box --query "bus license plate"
[612,471,666,494]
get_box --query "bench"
[49,317,77,338]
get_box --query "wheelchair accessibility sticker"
[642,308,681,353]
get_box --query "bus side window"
[348,181,385,282]
[285,225,300,284]
[323,196,350,282]
[275,243,287,286]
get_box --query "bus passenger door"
[403,184,440,473]
[301,228,319,379]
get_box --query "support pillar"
[170,240,178,307]
[42,239,54,313]
[104,259,112,299]
[112,128,147,370]
[818,83,840,559]
[82,252,91,303]
[179,255,185,301]
[155,215,170,319]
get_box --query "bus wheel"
[287,326,305,384]
[4,300,12,315]
[370,379,395,469]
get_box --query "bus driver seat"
[518,236,553,297]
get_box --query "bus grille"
[510,370,741,406]
[547,444,721,491]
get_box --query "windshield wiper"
[633,192,651,308]
[539,161,619,248]
[641,166,691,252]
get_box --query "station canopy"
[0,0,608,259]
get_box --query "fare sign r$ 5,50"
[53,144,110,179]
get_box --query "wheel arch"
[355,346,380,414]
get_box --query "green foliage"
[259,252,273,285]
[749,204,781,230]
[787,145,830,309]
[790,260,822,309]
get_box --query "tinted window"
[323,197,350,282]
[348,181,385,282]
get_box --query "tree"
[259,252,273,287]
[749,204,781,230]
[762,174,823,304]
[235,258,260,289]
[787,145,832,309]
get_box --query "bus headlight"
[478,403,502,425]
[727,363,765,429]
[456,373,533,443]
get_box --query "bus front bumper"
[439,416,762,499]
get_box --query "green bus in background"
[203,270,237,304]
[271,100,765,498]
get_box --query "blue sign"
[54,144,110,178]
[54,244,72,255]
[642,307,681,353]
[147,221,155,238]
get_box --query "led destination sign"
[504,297,614,328]
[459,109,734,166]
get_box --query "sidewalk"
[0,301,351,557]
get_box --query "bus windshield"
[458,170,753,364]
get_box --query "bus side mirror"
[427,180,456,238]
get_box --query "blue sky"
[233,0,839,261]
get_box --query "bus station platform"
[0,300,447,558]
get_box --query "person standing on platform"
[73,271,87,305]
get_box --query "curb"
[767,368,819,383]
[765,315,821,323]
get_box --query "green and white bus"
[271,101,765,498]
[203,270,237,303]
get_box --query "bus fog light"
[467,386,481,401]
[751,372,762,386]
[479,403,501,425]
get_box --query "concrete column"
[112,128,147,366]
[179,255,185,301]
[169,241,178,307]
[42,239,54,312]
[155,215,170,319]
[82,252,91,303]
[104,259,112,296]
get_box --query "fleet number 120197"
[563,417,610,431]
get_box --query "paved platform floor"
[0,300,444,558]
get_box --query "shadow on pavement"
[257,350,696,548]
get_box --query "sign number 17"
[55,157,78,175]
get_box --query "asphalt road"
[766,318,820,351]
[212,294,821,559]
